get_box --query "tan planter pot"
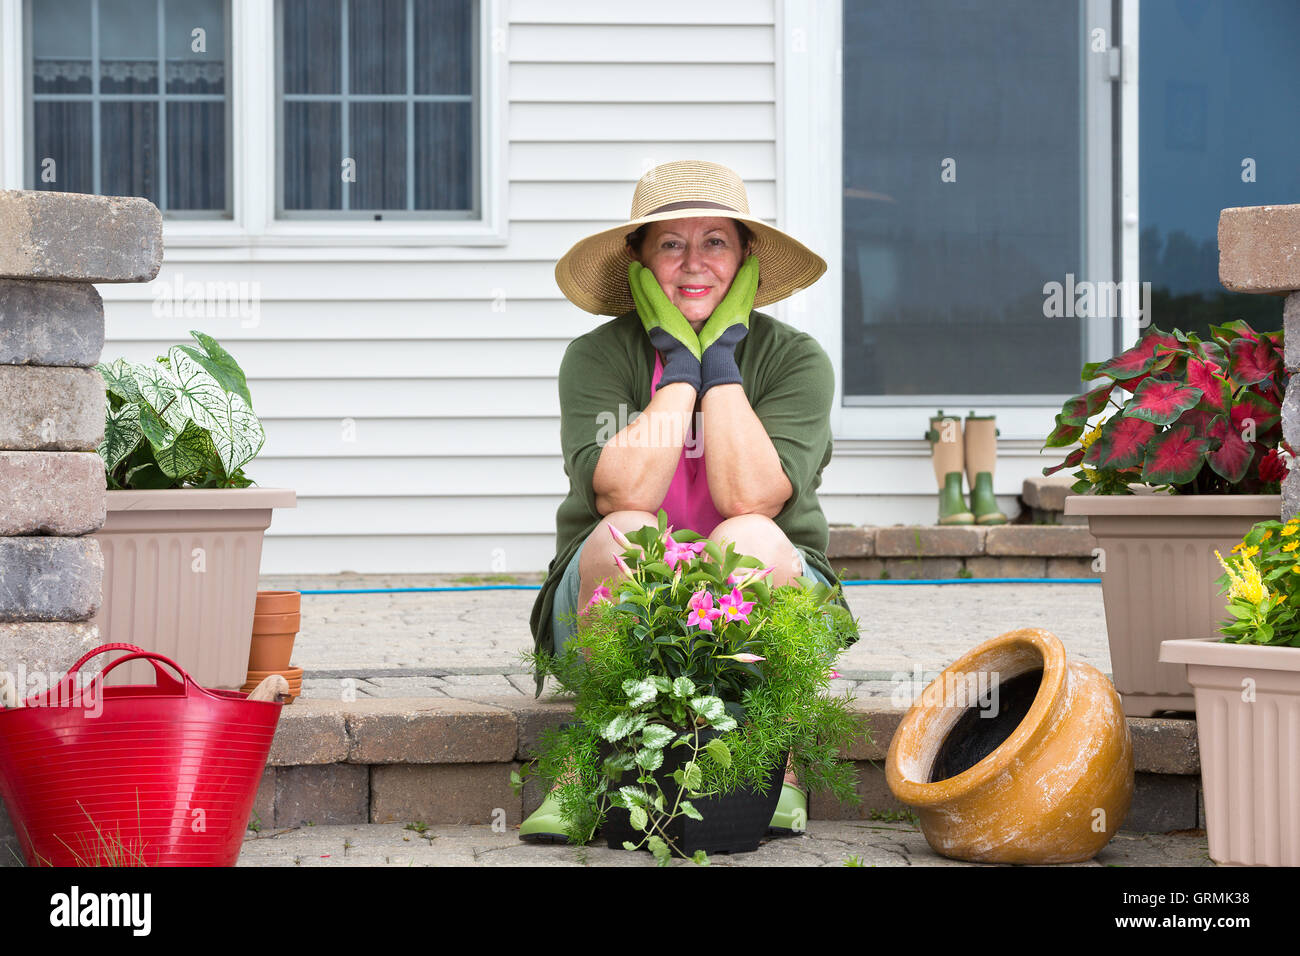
[91,488,297,690]
[885,627,1133,864]
[1160,637,1300,866]
[1064,493,1280,716]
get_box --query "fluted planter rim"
[886,627,1066,807]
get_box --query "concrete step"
[241,695,1204,838]
[237,820,1211,867]
[827,522,1098,579]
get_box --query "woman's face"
[630,217,747,331]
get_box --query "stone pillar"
[0,189,163,862]
[1217,204,1300,520]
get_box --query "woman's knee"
[709,514,803,587]
[577,510,657,605]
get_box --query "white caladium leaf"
[99,402,142,472]
[132,359,190,432]
[152,419,211,479]
[97,358,143,405]
[161,346,265,476]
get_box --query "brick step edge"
[0,695,1199,863]
[827,526,1100,578]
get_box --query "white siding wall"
[84,0,1036,574]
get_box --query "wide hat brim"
[555,207,828,317]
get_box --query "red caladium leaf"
[1092,416,1156,469]
[1094,330,1181,380]
[1229,335,1282,387]
[1175,408,1214,435]
[1124,377,1203,425]
[1141,426,1208,486]
[1185,357,1229,411]
[1043,412,1084,448]
[1058,383,1115,426]
[1210,319,1257,345]
[1233,390,1281,435]
[1205,415,1254,483]
[1042,446,1086,476]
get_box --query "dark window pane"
[1139,0,1300,337]
[32,0,92,93]
[100,0,159,94]
[350,0,406,95]
[283,0,340,95]
[32,101,93,193]
[842,0,1082,397]
[167,101,226,210]
[166,0,227,94]
[284,101,341,209]
[352,102,407,209]
[414,101,471,210]
[414,0,472,95]
[101,101,159,202]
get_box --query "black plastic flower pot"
[600,727,787,856]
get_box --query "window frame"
[776,0,1121,442]
[21,0,235,219]
[273,0,481,222]
[0,0,509,253]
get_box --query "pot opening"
[928,668,1044,783]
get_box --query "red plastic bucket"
[0,643,283,867]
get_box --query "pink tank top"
[651,349,727,537]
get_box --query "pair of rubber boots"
[924,411,1006,526]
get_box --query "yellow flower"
[1290,564,1300,574]
[1231,543,1245,553]
[1215,549,1265,605]
[1284,541,1299,553]
[1283,523,1299,537]
[1262,530,1273,541]
[1079,423,1104,451]
[1243,545,1260,558]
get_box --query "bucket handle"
[27,643,180,706]
[67,643,191,699]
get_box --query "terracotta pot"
[248,591,302,672]
[92,488,297,690]
[1064,493,1280,716]
[1161,637,1300,866]
[886,627,1134,864]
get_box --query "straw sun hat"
[554,159,828,316]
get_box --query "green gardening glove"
[628,259,702,391]
[698,254,759,394]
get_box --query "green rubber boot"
[769,782,808,835]
[518,792,575,844]
[964,413,1007,525]
[969,472,1006,525]
[927,412,975,526]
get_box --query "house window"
[1138,0,1300,337]
[841,0,1087,401]
[26,0,232,216]
[276,0,478,219]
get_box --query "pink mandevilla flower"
[608,524,635,551]
[718,653,766,664]
[717,587,755,625]
[613,553,632,577]
[664,535,708,571]
[686,589,723,631]
[829,669,842,680]
[585,585,611,609]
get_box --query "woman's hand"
[628,260,702,393]
[698,254,759,395]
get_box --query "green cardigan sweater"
[529,308,853,694]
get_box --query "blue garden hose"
[295,577,1101,595]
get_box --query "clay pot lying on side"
[886,627,1134,864]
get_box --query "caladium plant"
[1042,320,1290,494]
[95,331,266,489]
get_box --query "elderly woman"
[524,160,853,840]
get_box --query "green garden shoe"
[964,413,1007,525]
[769,782,808,835]
[927,413,975,525]
[518,792,574,844]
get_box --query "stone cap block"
[267,699,351,766]
[0,366,104,450]
[0,190,162,283]
[828,525,875,558]
[875,525,986,557]
[1022,474,1079,512]
[0,622,101,686]
[344,697,517,764]
[0,451,106,535]
[984,525,1097,557]
[1218,204,1300,294]
[0,279,104,366]
[1128,715,1200,775]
